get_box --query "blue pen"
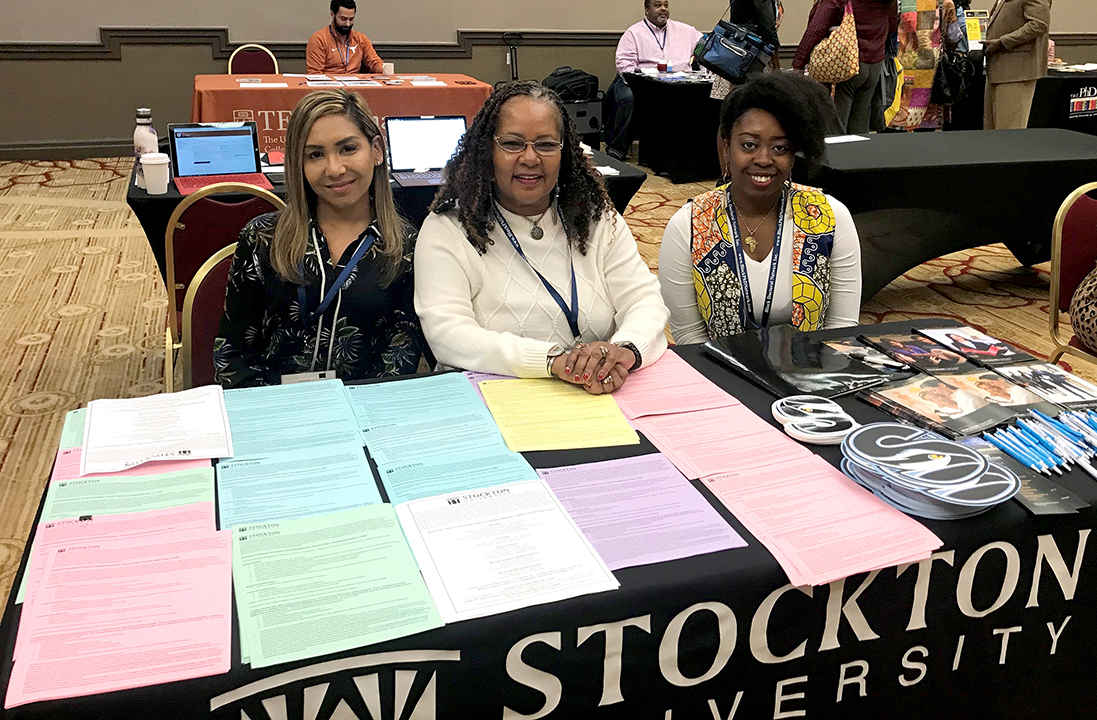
[1030,409,1087,444]
[1019,419,1075,460]
[1028,416,1091,459]
[998,429,1051,469]
[986,432,1047,474]
[996,428,1051,470]
[1007,425,1064,471]
[1063,414,1097,448]
[1013,422,1063,462]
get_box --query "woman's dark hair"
[718,73,838,179]
[429,80,612,255]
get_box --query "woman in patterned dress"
[213,90,426,387]
[659,73,862,343]
[888,0,958,130]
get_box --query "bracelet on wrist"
[614,341,642,371]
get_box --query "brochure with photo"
[941,370,1058,415]
[859,333,977,375]
[703,326,901,398]
[996,362,1097,409]
[916,326,1036,367]
[824,339,909,371]
[859,374,1016,439]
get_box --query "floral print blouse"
[213,212,426,388]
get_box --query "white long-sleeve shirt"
[658,194,862,345]
[415,205,670,377]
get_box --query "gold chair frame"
[180,243,238,391]
[228,43,280,74]
[163,182,284,392]
[1048,181,1097,365]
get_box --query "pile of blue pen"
[983,409,1097,479]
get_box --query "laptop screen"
[168,123,262,177]
[385,116,467,172]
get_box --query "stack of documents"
[7,505,230,707]
[346,373,538,503]
[396,480,619,622]
[479,378,639,451]
[538,454,746,570]
[80,385,233,474]
[621,350,943,585]
[218,381,382,528]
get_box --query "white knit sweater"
[414,204,669,377]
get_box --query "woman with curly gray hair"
[415,81,668,394]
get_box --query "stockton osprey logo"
[209,650,459,719]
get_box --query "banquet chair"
[228,44,279,74]
[180,244,236,390]
[164,183,284,390]
[1048,181,1097,365]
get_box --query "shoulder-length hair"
[429,80,612,256]
[271,89,405,285]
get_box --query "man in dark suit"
[983,0,1052,129]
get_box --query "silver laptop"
[385,116,467,187]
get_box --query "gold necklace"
[732,195,782,253]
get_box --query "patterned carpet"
[0,157,1090,603]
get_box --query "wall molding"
[0,138,134,162]
[0,27,626,62]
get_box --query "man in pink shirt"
[604,0,702,159]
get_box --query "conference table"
[3,319,1097,719]
[125,153,648,279]
[805,128,1097,299]
[191,74,493,156]
[624,72,722,184]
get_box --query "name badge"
[281,370,337,385]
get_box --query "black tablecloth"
[807,129,1097,298]
[1030,70,1097,137]
[127,151,647,279]
[4,319,1097,719]
[625,73,722,184]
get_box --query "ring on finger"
[574,342,588,351]
[599,346,609,359]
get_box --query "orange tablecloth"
[191,74,492,155]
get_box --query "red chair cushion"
[1058,192,1097,310]
[189,256,234,388]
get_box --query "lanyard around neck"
[726,187,787,330]
[329,27,351,72]
[297,225,377,325]
[493,205,581,339]
[644,19,668,53]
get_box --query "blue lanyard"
[297,226,377,326]
[644,19,668,53]
[493,205,581,339]
[726,187,786,330]
[329,27,351,73]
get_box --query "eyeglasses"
[494,135,564,156]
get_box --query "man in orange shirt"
[306,0,384,75]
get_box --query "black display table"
[3,319,1097,719]
[807,128,1097,298]
[1030,70,1097,137]
[625,73,722,184]
[127,151,648,279]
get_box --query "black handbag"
[930,51,974,105]
[696,20,775,83]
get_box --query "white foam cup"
[140,152,171,195]
[382,62,395,75]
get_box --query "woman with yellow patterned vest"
[659,74,862,343]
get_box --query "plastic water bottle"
[133,108,157,190]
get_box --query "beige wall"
[3,0,1094,45]
[2,0,1095,158]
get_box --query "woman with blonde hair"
[215,89,425,387]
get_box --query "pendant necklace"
[732,195,782,253]
[527,208,550,240]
